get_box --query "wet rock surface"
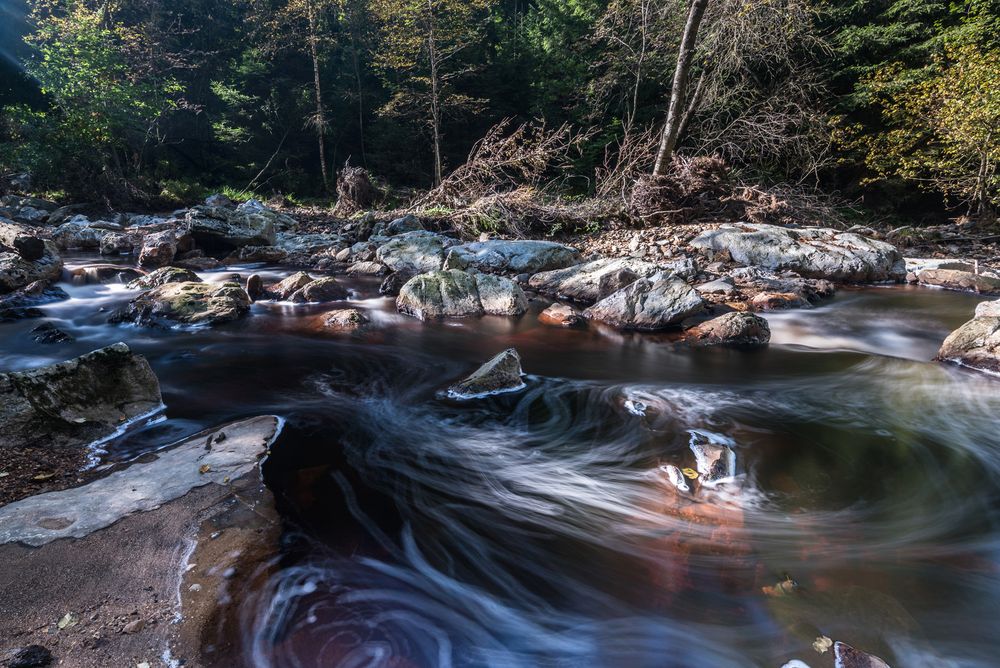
[110,281,251,327]
[684,311,771,346]
[0,281,68,321]
[447,348,526,399]
[937,304,1000,374]
[125,265,200,289]
[528,257,678,303]
[0,343,161,463]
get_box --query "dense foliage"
[0,0,997,219]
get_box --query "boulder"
[138,229,177,268]
[584,276,704,330]
[916,268,1000,295]
[538,303,585,328]
[126,266,201,289]
[289,277,348,303]
[99,231,136,256]
[0,221,45,261]
[729,266,835,308]
[269,272,314,300]
[443,240,582,275]
[109,282,251,327]
[374,214,424,237]
[396,269,527,320]
[319,308,370,332]
[246,274,264,301]
[276,232,342,257]
[375,231,458,274]
[750,292,809,311]
[695,277,736,295]
[476,273,529,316]
[51,218,117,250]
[185,205,280,251]
[528,257,668,303]
[684,312,770,346]
[30,322,74,344]
[67,264,144,285]
[937,308,1000,374]
[204,193,233,208]
[446,349,526,399]
[0,343,162,451]
[597,267,640,299]
[0,281,68,321]
[0,196,57,213]
[0,242,62,295]
[690,223,905,282]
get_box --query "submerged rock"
[0,343,162,451]
[444,240,582,275]
[690,223,905,282]
[936,306,1000,374]
[30,322,74,344]
[684,312,770,346]
[584,276,704,330]
[447,349,526,399]
[396,269,527,319]
[375,231,458,274]
[528,257,671,303]
[0,281,68,321]
[539,302,585,328]
[125,266,201,289]
[110,281,251,327]
[67,264,143,285]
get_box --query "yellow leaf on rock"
[199,464,211,474]
[681,468,698,479]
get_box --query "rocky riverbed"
[2,193,1000,667]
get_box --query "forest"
[1,0,998,228]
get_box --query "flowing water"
[3,255,999,667]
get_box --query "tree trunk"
[653,0,709,176]
[427,0,443,187]
[306,0,330,191]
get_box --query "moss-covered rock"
[126,266,202,289]
[110,281,251,327]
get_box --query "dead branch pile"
[421,119,590,209]
[447,187,612,238]
[726,184,859,229]
[333,165,380,216]
[628,155,733,224]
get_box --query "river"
[2,255,998,667]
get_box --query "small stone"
[122,619,145,634]
[447,349,525,399]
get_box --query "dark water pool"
[2,257,998,667]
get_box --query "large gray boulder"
[0,220,45,261]
[376,231,458,274]
[447,349,526,399]
[185,205,281,251]
[0,343,162,451]
[528,257,675,303]
[937,304,1000,374]
[690,223,905,282]
[138,228,177,268]
[0,241,62,295]
[51,217,120,250]
[110,281,251,327]
[444,240,582,275]
[396,269,527,319]
[584,276,704,330]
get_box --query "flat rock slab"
[584,276,704,330]
[444,240,582,275]
[528,257,675,303]
[0,415,281,546]
[0,416,283,668]
[916,268,1000,295]
[690,223,905,282]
